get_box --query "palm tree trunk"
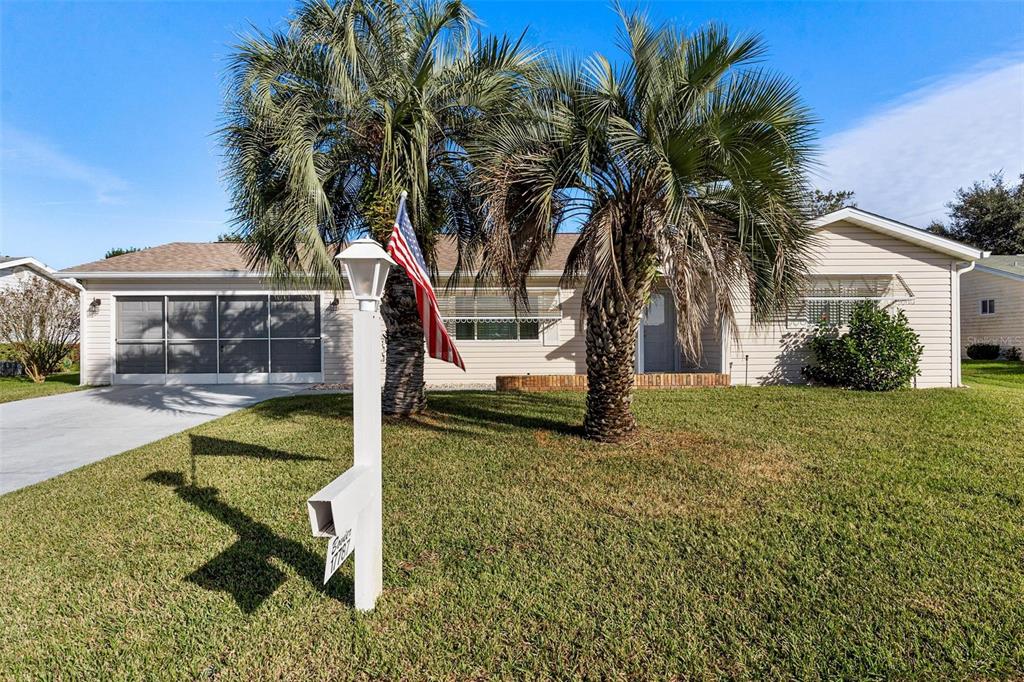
[380,268,427,415]
[582,228,657,442]
[583,286,645,442]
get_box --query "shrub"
[0,280,80,382]
[1005,346,1022,361]
[803,301,923,391]
[965,343,1001,360]
[0,343,18,361]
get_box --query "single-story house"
[960,254,1024,357]
[0,256,83,293]
[59,208,986,389]
[1,257,83,355]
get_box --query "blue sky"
[2,1,1022,269]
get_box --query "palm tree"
[222,0,534,414]
[471,9,818,441]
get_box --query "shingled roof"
[60,235,581,277]
[977,254,1024,278]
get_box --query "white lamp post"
[307,238,394,611]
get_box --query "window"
[438,291,558,341]
[788,274,914,328]
[981,299,996,315]
[448,318,540,341]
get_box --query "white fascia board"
[4,258,84,291]
[973,263,1024,283]
[0,257,50,272]
[811,208,988,261]
[59,271,271,279]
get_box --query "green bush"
[803,301,923,391]
[0,343,17,361]
[966,343,1001,360]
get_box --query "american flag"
[386,194,465,370]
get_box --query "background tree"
[472,10,818,441]
[807,189,856,218]
[105,247,141,259]
[0,280,80,382]
[927,173,1024,254]
[223,0,534,414]
[216,232,245,242]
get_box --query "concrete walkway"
[0,384,302,495]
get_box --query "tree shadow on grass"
[238,388,587,441]
[247,393,353,422]
[144,470,351,613]
[423,391,585,438]
[189,434,328,462]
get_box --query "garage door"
[114,295,322,384]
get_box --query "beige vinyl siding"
[425,281,723,385]
[322,293,356,386]
[424,287,587,385]
[76,277,350,385]
[726,220,959,388]
[81,292,113,385]
[685,316,723,372]
[960,269,1024,355]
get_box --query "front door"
[642,293,676,373]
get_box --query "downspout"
[953,260,978,387]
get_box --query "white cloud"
[818,58,1024,226]
[1,126,129,204]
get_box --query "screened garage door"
[114,295,322,384]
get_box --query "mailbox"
[307,465,376,537]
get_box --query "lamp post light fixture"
[306,238,393,611]
[337,238,395,312]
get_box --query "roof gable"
[811,207,987,261]
[2,257,83,291]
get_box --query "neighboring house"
[0,256,83,293]
[960,255,1024,357]
[0,257,83,352]
[59,208,986,389]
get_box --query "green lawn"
[0,370,87,404]
[963,358,1024,391]
[1,366,1022,679]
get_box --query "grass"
[1,365,1022,679]
[963,358,1024,391]
[0,370,87,404]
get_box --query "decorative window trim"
[788,274,914,328]
[437,288,562,321]
[439,289,561,341]
[445,318,541,342]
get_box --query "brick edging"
[496,373,730,392]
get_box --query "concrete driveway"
[0,384,303,495]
